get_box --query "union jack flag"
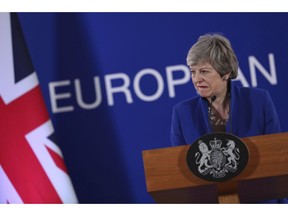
[0,13,78,203]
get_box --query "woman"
[170,33,287,203]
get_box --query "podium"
[142,132,288,203]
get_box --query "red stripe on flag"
[46,146,68,174]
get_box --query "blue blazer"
[171,81,281,146]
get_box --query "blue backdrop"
[17,12,288,203]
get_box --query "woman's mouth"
[197,85,208,89]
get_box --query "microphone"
[208,95,233,134]
[211,95,217,103]
[209,95,216,132]
[209,95,233,134]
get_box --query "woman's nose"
[193,72,204,83]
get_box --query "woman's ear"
[222,72,231,81]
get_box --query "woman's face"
[190,62,228,99]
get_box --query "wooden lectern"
[142,132,288,203]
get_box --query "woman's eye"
[201,70,210,75]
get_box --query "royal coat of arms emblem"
[187,133,249,182]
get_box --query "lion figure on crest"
[222,140,240,169]
[195,140,212,173]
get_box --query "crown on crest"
[209,138,222,149]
